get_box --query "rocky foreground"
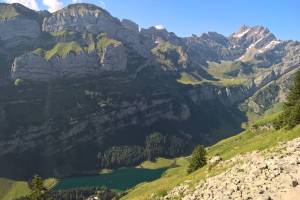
[164,137,300,200]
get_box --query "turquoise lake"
[53,168,166,191]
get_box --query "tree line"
[97,132,191,168]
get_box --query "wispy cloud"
[155,25,165,30]
[42,0,64,12]
[71,0,81,3]
[4,0,39,10]
[99,0,105,8]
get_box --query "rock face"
[12,52,55,81]
[121,19,139,33]
[0,3,41,41]
[42,4,149,58]
[100,42,127,71]
[0,17,41,41]
[231,25,277,50]
[12,39,127,81]
[164,137,300,200]
[42,4,120,35]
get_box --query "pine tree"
[286,70,300,107]
[28,175,45,200]
[187,145,207,173]
[274,70,300,129]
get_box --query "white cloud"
[71,0,81,3]
[4,0,39,10]
[99,0,105,8]
[42,0,64,12]
[155,25,165,30]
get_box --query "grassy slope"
[0,178,30,200]
[45,42,83,60]
[177,72,201,85]
[0,6,19,19]
[0,178,57,200]
[122,122,300,200]
[137,158,176,170]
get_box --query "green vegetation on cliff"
[45,42,83,60]
[177,72,201,85]
[152,41,184,69]
[39,33,121,61]
[0,5,19,19]
[96,33,121,51]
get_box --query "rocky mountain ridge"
[0,3,300,179]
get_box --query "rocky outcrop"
[230,25,277,52]
[0,17,41,41]
[188,83,253,106]
[0,4,41,41]
[12,42,127,81]
[42,4,121,35]
[121,19,139,33]
[12,52,55,81]
[164,137,300,200]
[42,4,149,58]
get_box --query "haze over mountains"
[0,3,300,179]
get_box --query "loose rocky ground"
[163,137,300,200]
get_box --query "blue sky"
[2,0,300,40]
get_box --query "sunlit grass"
[138,158,176,169]
[177,72,201,85]
[123,122,300,200]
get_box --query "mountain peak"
[0,3,38,19]
[53,3,111,16]
[232,25,272,39]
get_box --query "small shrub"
[14,78,23,86]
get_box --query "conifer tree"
[187,145,207,173]
[274,70,300,129]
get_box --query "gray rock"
[12,42,127,81]
[0,3,41,41]
[164,138,300,200]
[121,19,139,33]
[42,4,121,35]
[100,43,127,71]
[0,17,41,41]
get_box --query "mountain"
[0,3,300,179]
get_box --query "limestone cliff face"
[0,3,41,41]
[189,84,253,107]
[12,42,127,81]
[42,4,149,58]
[12,52,55,81]
[42,4,120,35]
[0,16,41,41]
